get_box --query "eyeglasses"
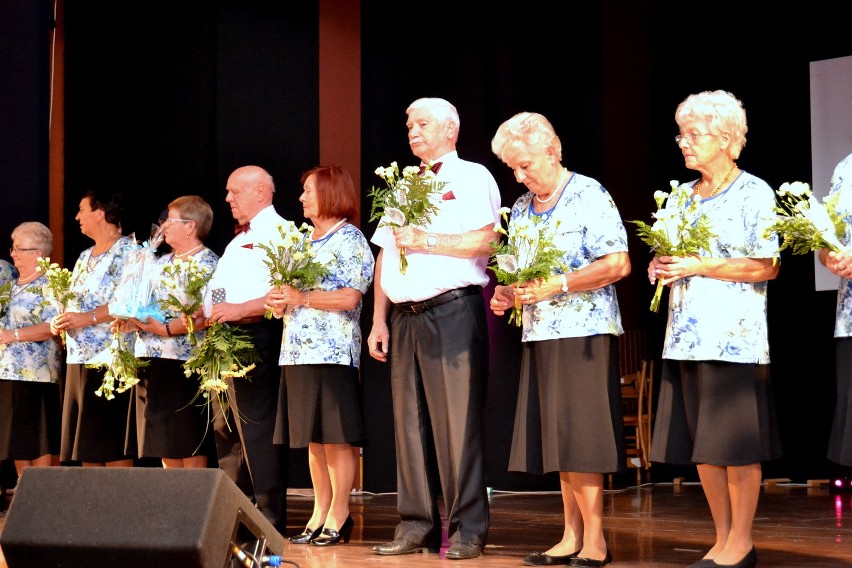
[675,132,714,146]
[165,218,192,224]
[10,247,38,254]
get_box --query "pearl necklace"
[174,244,204,258]
[695,163,737,200]
[313,218,347,241]
[16,271,39,284]
[12,271,39,297]
[534,170,569,204]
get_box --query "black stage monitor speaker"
[0,466,285,568]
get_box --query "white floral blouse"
[512,172,627,342]
[278,223,374,367]
[134,248,219,360]
[828,153,852,337]
[0,275,61,383]
[66,236,134,364]
[662,171,779,363]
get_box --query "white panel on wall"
[809,54,852,291]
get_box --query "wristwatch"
[426,233,438,254]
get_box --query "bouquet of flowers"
[489,207,565,326]
[182,322,259,424]
[764,181,843,254]
[88,329,149,400]
[37,257,75,343]
[109,224,167,322]
[368,161,446,274]
[255,221,329,319]
[158,256,214,343]
[630,180,716,312]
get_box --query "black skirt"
[828,338,852,467]
[0,380,61,461]
[275,364,366,448]
[60,363,134,463]
[129,357,210,459]
[650,360,782,466]
[509,334,625,474]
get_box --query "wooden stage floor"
[2,479,851,567]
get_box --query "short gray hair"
[675,90,748,159]
[491,111,562,163]
[12,221,53,256]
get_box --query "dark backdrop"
[3,1,852,492]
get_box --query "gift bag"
[109,224,167,322]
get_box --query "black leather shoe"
[371,538,433,555]
[523,550,581,565]
[312,515,354,546]
[445,542,482,560]
[713,547,757,568]
[289,525,323,545]
[570,550,612,567]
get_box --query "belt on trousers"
[393,285,481,315]
[233,316,264,326]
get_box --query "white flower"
[495,254,519,273]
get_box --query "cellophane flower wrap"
[182,322,259,424]
[255,221,329,319]
[109,224,167,322]
[88,328,149,400]
[630,180,716,312]
[489,207,565,326]
[37,256,76,343]
[158,255,214,344]
[764,181,843,255]
[368,161,446,274]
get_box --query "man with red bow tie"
[367,98,502,560]
[198,164,289,534]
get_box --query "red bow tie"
[234,222,250,235]
[418,161,443,176]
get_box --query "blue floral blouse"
[828,153,852,337]
[66,236,134,364]
[0,260,15,284]
[278,223,374,367]
[512,172,627,342]
[0,275,61,383]
[134,248,219,360]
[662,171,779,363]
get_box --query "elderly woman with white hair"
[0,222,62,477]
[489,111,630,568]
[648,90,781,568]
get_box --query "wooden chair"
[618,330,654,486]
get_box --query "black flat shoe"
[686,559,717,568]
[289,524,323,544]
[569,550,612,567]
[523,550,581,565]
[311,515,353,546]
[713,547,757,568]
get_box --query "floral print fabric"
[134,248,219,360]
[0,275,61,383]
[829,153,852,337]
[511,172,627,342]
[278,223,374,367]
[65,236,134,364]
[662,171,779,363]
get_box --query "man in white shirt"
[203,165,288,533]
[367,98,501,560]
